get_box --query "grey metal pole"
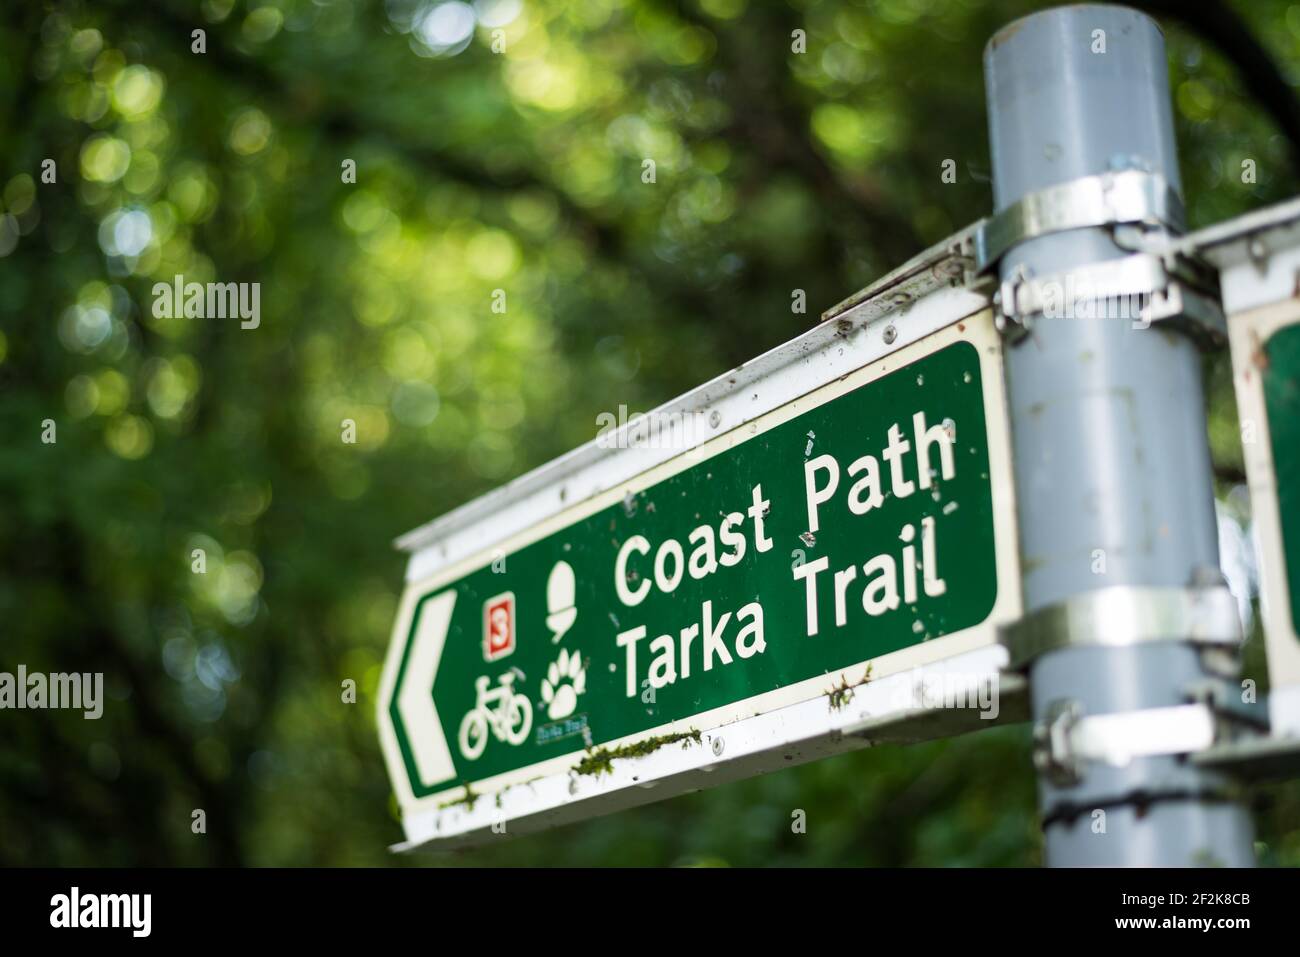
[984,5,1256,865]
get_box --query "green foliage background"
[1,0,1298,866]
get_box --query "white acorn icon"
[546,560,577,642]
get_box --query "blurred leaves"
[0,0,1298,865]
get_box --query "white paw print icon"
[541,648,586,720]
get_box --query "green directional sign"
[1230,300,1300,696]
[1263,324,1300,638]
[378,316,1014,821]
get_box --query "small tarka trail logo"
[458,671,532,760]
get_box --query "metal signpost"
[377,4,1300,862]
[982,6,1257,867]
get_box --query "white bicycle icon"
[458,672,533,760]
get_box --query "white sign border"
[1228,298,1300,733]
[1197,202,1300,736]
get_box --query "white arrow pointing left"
[381,589,458,797]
